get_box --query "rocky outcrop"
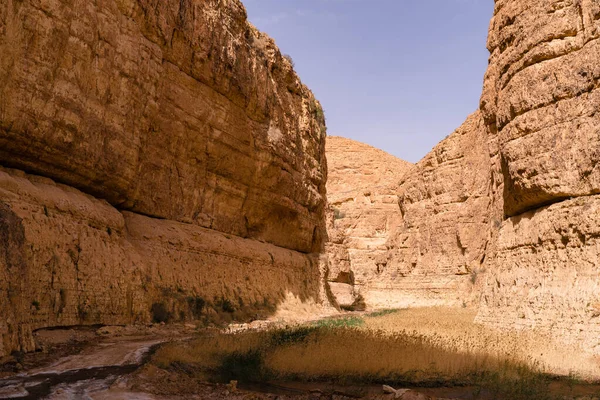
[374,0,600,351]
[475,0,600,351]
[353,0,600,354]
[0,0,326,254]
[0,0,326,357]
[380,112,493,309]
[324,137,412,309]
[480,0,600,218]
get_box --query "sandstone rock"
[375,0,600,355]
[0,166,321,357]
[481,0,600,217]
[475,0,600,352]
[477,195,600,353]
[382,112,492,308]
[324,136,412,308]
[0,0,326,356]
[0,0,326,253]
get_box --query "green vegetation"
[366,308,400,318]
[311,316,364,328]
[333,207,346,220]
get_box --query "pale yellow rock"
[383,112,492,308]
[481,0,600,217]
[477,195,600,354]
[324,136,412,308]
[475,0,600,354]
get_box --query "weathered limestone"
[0,0,326,254]
[324,137,412,308]
[382,112,493,308]
[480,0,600,217]
[0,166,321,358]
[0,0,326,357]
[476,0,600,349]
[478,196,600,353]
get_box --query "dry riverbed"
[1,308,600,399]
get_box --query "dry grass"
[362,307,599,378]
[150,308,600,399]
[152,320,567,399]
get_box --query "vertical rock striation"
[326,0,600,353]
[324,137,412,309]
[0,0,327,357]
[384,112,493,308]
[476,0,600,352]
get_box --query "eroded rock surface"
[369,0,600,353]
[0,167,321,358]
[0,0,326,357]
[475,0,600,350]
[381,113,493,309]
[480,0,600,217]
[324,137,412,308]
[0,0,326,254]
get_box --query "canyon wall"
[324,137,412,308]
[0,0,327,357]
[326,114,493,310]
[326,1,600,352]
[476,0,600,352]
[383,112,493,309]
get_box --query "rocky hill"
[0,0,327,357]
[324,136,413,309]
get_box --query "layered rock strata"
[476,0,600,352]
[324,137,412,308]
[0,0,326,357]
[383,112,493,309]
[377,0,600,352]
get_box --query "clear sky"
[243,0,494,163]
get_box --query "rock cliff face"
[325,115,493,310]
[476,0,600,352]
[378,0,600,351]
[324,0,600,352]
[324,137,412,309]
[0,0,327,357]
[384,112,493,309]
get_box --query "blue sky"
[244,0,494,163]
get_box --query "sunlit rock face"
[382,112,493,309]
[0,0,327,356]
[337,0,600,353]
[324,136,413,309]
[476,0,600,352]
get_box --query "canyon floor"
[1,308,600,400]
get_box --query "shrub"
[333,207,346,220]
[367,309,400,318]
[151,302,171,323]
[187,296,206,318]
[282,54,295,68]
